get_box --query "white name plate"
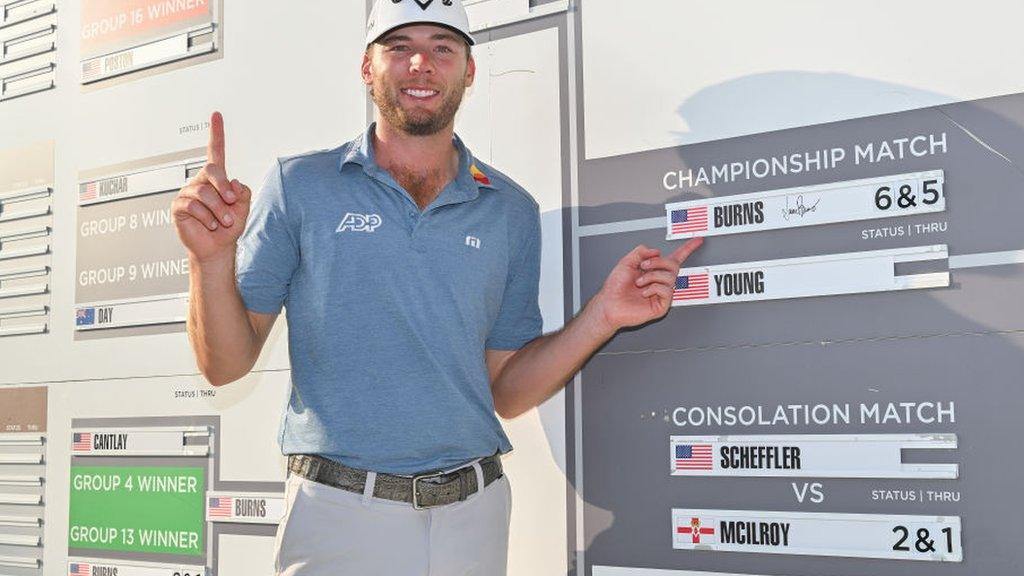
[670,434,957,478]
[672,508,961,562]
[71,426,209,456]
[69,559,205,576]
[673,245,948,306]
[666,170,945,239]
[206,492,286,524]
[76,294,188,331]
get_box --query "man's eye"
[436,46,453,53]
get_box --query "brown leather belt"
[287,453,503,510]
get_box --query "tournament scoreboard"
[575,92,1024,575]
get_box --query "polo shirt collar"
[340,123,496,209]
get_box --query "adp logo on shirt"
[336,213,383,233]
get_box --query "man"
[173,0,701,574]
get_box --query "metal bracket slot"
[0,205,49,223]
[0,514,41,526]
[0,305,45,319]
[0,475,42,486]
[0,265,47,282]
[0,185,50,204]
[1,23,53,64]
[0,554,40,568]
[0,243,48,261]
[0,534,39,547]
[0,225,48,243]
[188,26,214,51]
[0,434,43,445]
[0,0,54,30]
[0,323,45,336]
[0,493,41,505]
[0,61,53,100]
[0,42,52,77]
[0,283,46,300]
[0,453,42,464]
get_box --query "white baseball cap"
[366,0,475,46]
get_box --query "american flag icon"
[82,59,101,81]
[72,432,92,452]
[79,182,98,202]
[674,273,710,301]
[674,443,713,471]
[671,207,708,234]
[69,563,90,576]
[208,496,233,517]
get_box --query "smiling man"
[172,0,700,574]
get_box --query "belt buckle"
[411,470,449,510]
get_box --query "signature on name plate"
[782,195,821,220]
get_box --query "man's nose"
[409,51,435,74]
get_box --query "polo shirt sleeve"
[235,160,300,314]
[485,204,543,350]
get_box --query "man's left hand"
[590,238,704,333]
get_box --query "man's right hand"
[173,111,252,263]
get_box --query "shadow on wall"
[533,72,1024,575]
[672,71,955,147]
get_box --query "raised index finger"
[670,237,704,266]
[207,111,226,168]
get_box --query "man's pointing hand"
[172,111,252,264]
[589,238,705,333]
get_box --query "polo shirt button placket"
[409,209,427,253]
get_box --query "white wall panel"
[458,25,568,576]
[583,0,1024,158]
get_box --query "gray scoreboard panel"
[0,386,46,576]
[576,93,1024,575]
[80,0,222,89]
[49,373,291,576]
[75,149,203,338]
[0,141,52,339]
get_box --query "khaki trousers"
[273,464,512,575]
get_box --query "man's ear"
[361,50,374,86]
[465,54,476,88]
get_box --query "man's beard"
[372,79,466,137]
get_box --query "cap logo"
[392,0,454,10]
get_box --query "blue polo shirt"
[235,124,543,475]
